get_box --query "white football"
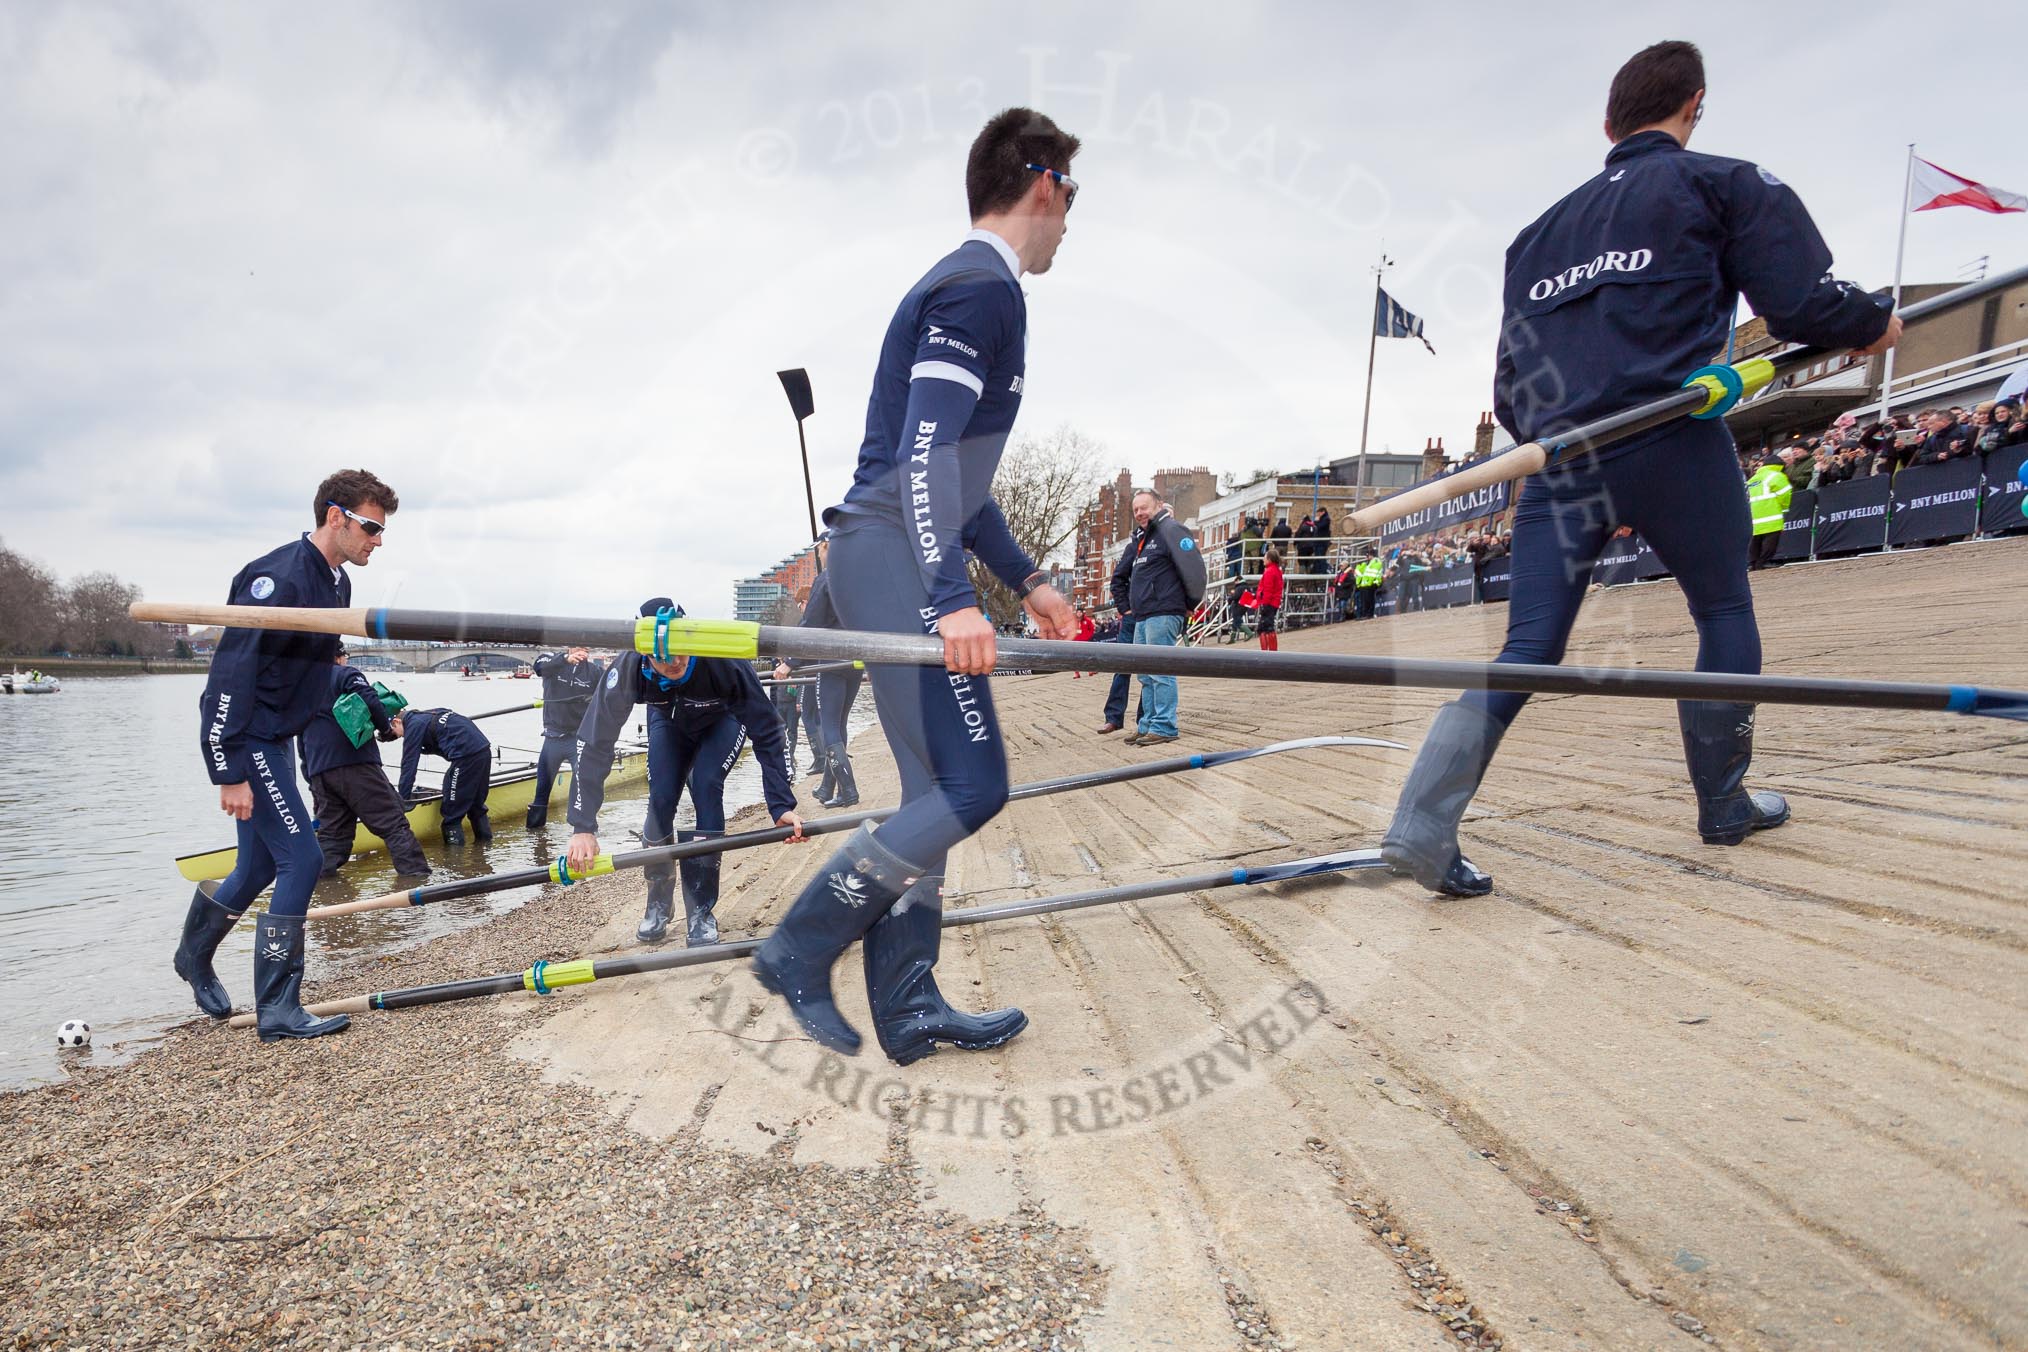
[55,1020,91,1049]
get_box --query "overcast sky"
[2,0,2020,618]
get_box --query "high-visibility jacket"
[1355,558,1385,587]
[1745,464,1792,537]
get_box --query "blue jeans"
[1102,619,1142,727]
[1134,614,1183,737]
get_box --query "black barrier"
[1477,556,1513,603]
[1888,456,1982,546]
[1592,534,1670,587]
[1424,559,1477,609]
[1980,446,2028,536]
[1814,474,1891,555]
[1775,488,1816,561]
[1374,578,1400,617]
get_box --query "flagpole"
[1876,144,1915,423]
[1354,253,1390,502]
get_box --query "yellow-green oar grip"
[1733,356,1776,400]
[633,614,762,661]
[524,959,598,994]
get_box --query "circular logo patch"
[1178,537,1195,551]
[606,667,620,689]
[249,576,275,600]
[1757,165,1785,187]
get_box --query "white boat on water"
[3,671,60,694]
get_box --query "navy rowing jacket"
[1495,131,1891,459]
[198,535,347,785]
[532,651,604,737]
[299,664,396,779]
[568,654,795,831]
[398,708,490,802]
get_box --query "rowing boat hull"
[173,745,651,883]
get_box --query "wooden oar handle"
[1342,444,1547,537]
[130,602,368,635]
[227,994,372,1028]
[306,889,414,919]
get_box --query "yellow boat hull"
[173,746,651,883]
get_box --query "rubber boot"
[824,744,860,809]
[386,826,431,879]
[678,829,720,947]
[864,873,1027,1065]
[172,882,243,1019]
[1380,701,1506,897]
[815,750,838,805]
[638,831,675,944]
[469,806,493,843]
[524,802,547,830]
[441,818,467,848]
[752,825,917,1055]
[253,915,350,1042]
[1679,701,1790,845]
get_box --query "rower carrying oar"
[294,736,1399,922]
[128,602,2028,722]
[228,847,1390,1028]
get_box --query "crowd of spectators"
[1387,527,1512,573]
[1227,507,1336,578]
[1737,399,2026,491]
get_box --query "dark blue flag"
[1375,287,1435,354]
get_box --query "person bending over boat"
[565,598,806,946]
[300,650,431,878]
[176,467,399,1041]
[525,645,603,829]
[395,707,494,847]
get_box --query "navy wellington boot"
[864,872,1026,1065]
[253,915,350,1042]
[1380,700,1507,897]
[752,825,915,1055]
[1680,701,1790,845]
[172,882,243,1019]
[637,831,676,944]
[678,829,721,947]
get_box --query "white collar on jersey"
[964,228,1023,279]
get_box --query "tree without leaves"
[0,541,65,656]
[967,424,1107,629]
[63,571,163,657]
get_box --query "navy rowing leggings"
[1464,420,1760,729]
[816,666,864,748]
[642,707,747,842]
[532,733,572,810]
[213,737,325,918]
[825,516,1009,872]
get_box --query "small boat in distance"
[3,670,61,694]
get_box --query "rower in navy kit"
[796,556,867,808]
[175,469,400,1041]
[525,645,604,829]
[565,599,805,946]
[299,650,430,878]
[751,108,1081,1063]
[1381,41,1901,897]
[395,707,494,847]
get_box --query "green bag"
[333,681,410,749]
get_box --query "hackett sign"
[1380,477,1511,545]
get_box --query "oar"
[472,700,541,720]
[128,602,2028,721]
[1342,262,2028,537]
[229,847,1387,1026]
[297,735,1398,921]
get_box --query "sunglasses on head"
[327,500,386,537]
[1025,162,1078,211]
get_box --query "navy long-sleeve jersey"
[1495,131,1892,458]
[532,650,604,737]
[299,664,396,780]
[568,655,795,832]
[398,708,491,802]
[198,535,347,785]
[826,231,1039,618]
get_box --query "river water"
[0,671,853,1089]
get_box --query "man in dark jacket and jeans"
[300,651,430,877]
[1108,490,1208,746]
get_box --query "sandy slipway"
[7,541,2028,1350]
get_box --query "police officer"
[300,651,430,878]
[175,468,400,1040]
[567,599,805,946]
[1382,41,1900,896]
[751,108,1081,1061]
[1354,552,1384,619]
[395,707,494,847]
[1744,456,1792,570]
[526,645,603,829]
